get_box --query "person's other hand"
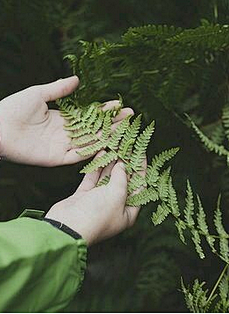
[45,152,145,245]
[0,76,133,166]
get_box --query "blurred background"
[0,0,229,312]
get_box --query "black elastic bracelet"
[42,218,82,240]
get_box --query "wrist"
[45,211,92,246]
[42,218,82,241]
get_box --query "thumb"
[40,76,79,102]
[109,161,128,192]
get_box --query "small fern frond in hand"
[127,173,147,194]
[108,115,131,150]
[126,187,159,207]
[118,114,142,159]
[130,121,155,172]
[157,167,171,201]
[102,111,112,140]
[78,140,108,156]
[80,151,118,173]
[96,175,111,187]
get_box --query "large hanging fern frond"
[188,115,229,160]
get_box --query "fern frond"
[188,115,229,158]
[167,178,180,218]
[196,195,209,235]
[191,229,205,259]
[96,175,111,187]
[219,275,229,311]
[126,187,158,207]
[184,180,195,228]
[197,195,216,253]
[80,151,118,173]
[118,114,142,159]
[222,103,229,142]
[69,127,92,139]
[130,121,155,172]
[152,202,170,226]
[157,167,171,201]
[72,134,98,147]
[108,115,131,150]
[146,148,179,186]
[175,219,187,244]
[78,140,107,156]
[127,173,147,194]
[214,195,228,237]
[214,196,229,262]
[92,110,105,134]
[102,111,112,140]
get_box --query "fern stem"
[206,263,229,305]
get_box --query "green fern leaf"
[175,219,187,244]
[126,187,158,207]
[96,175,111,187]
[102,111,112,140]
[146,148,179,186]
[69,127,92,139]
[184,180,195,228]
[157,167,171,201]
[152,202,170,226]
[214,196,229,262]
[108,115,131,150]
[118,114,142,159]
[130,121,155,172]
[80,151,118,174]
[92,110,105,134]
[127,173,147,194]
[72,134,98,147]
[222,103,229,142]
[78,140,107,156]
[188,115,229,158]
[197,195,216,252]
[167,178,180,218]
[191,229,205,259]
[196,195,209,235]
[219,275,229,311]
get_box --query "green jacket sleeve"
[0,212,87,313]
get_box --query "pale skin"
[0,76,145,246]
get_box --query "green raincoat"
[0,209,87,312]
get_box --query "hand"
[0,76,133,167]
[45,153,144,246]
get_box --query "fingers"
[98,160,116,181]
[109,161,128,194]
[40,76,79,102]
[102,100,134,122]
[77,151,105,192]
